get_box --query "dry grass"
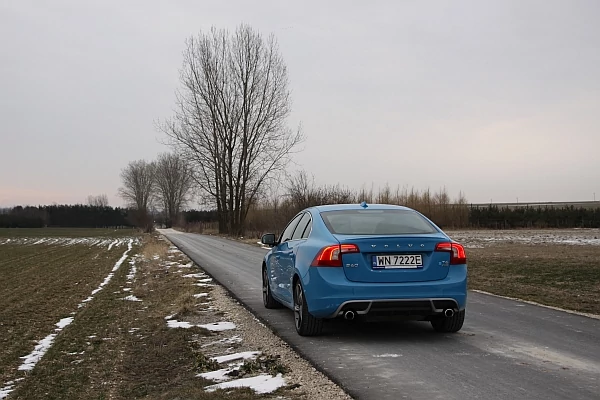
[0,227,137,238]
[1,231,291,399]
[468,244,600,314]
[0,239,132,387]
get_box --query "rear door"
[278,212,312,303]
[271,213,303,299]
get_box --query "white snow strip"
[204,373,285,394]
[193,293,210,298]
[167,320,193,329]
[18,317,75,371]
[126,257,137,281]
[122,295,142,302]
[197,278,213,283]
[107,239,119,251]
[78,239,134,308]
[123,294,141,301]
[91,274,114,295]
[199,321,236,331]
[112,241,132,272]
[0,384,14,399]
[182,273,206,278]
[166,320,236,331]
[164,314,176,320]
[123,288,132,292]
[197,364,243,382]
[373,353,401,358]
[56,317,74,329]
[195,283,214,287]
[211,351,259,364]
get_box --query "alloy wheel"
[294,283,303,330]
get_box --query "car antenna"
[360,201,368,208]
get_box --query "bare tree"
[118,160,155,231]
[159,24,303,235]
[155,152,194,228]
[87,194,109,207]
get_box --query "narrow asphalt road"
[159,229,600,400]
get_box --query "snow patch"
[18,316,74,371]
[107,239,119,251]
[373,353,401,358]
[56,317,74,329]
[211,351,260,364]
[200,321,236,331]
[126,257,137,281]
[193,293,210,298]
[166,320,236,331]
[122,295,142,302]
[204,373,286,394]
[182,273,206,279]
[167,320,193,329]
[197,365,242,382]
[80,239,134,307]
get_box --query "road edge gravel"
[161,234,354,400]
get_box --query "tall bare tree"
[159,24,303,235]
[87,194,109,207]
[118,160,155,231]
[155,152,194,227]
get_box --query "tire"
[293,280,323,336]
[262,266,282,309]
[431,310,465,333]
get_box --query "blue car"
[261,203,467,336]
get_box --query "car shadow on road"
[321,318,469,343]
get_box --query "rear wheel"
[262,266,281,309]
[431,310,465,333]
[294,280,323,336]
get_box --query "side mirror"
[261,233,277,247]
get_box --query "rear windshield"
[320,209,437,235]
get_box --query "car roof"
[311,203,414,212]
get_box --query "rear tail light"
[312,244,359,267]
[435,242,467,265]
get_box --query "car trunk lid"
[335,234,451,283]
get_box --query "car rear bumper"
[301,265,467,319]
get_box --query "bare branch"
[158,24,303,235]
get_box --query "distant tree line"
[3,202,598,231]
[469,205,600,229]
[0,205,133,228]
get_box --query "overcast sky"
[1,0,599,207]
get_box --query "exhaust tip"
[344,310,355,320]
[444,309,455,318]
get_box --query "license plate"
[372,254,423,269]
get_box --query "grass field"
[0,229,293,399]
[449,229,600,315]
[0,228,137,238]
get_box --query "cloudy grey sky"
[1,0,599,207]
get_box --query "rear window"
[320,209,437,235]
